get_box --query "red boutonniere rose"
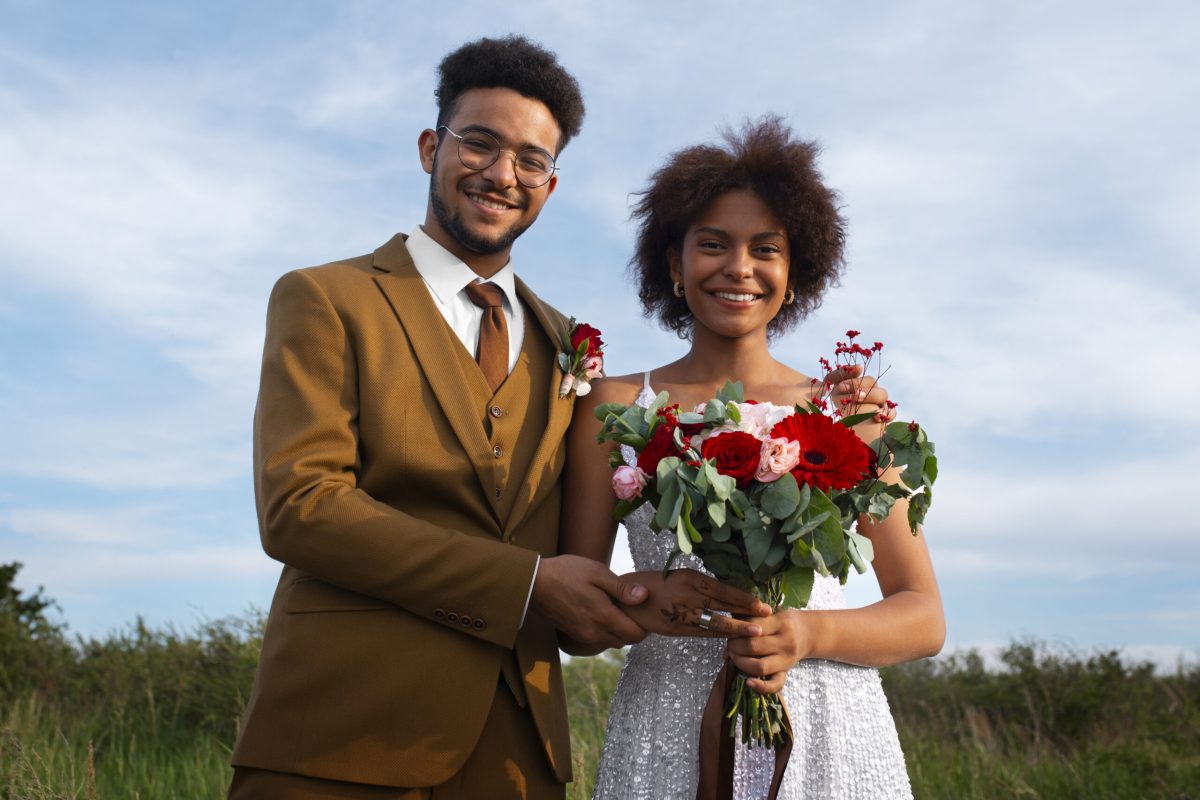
[557,318,605,398]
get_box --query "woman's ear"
[667,249,682,285]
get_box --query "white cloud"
[5,505,169,546]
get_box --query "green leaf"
[839,411,879,428]
[707,498,726,528]
[786,511,830,541]
[760,473,801,519]
[743,526,774,572]
[703,400,726,422]
[593,402,628,422]
[924,454,938,485]
[676,516,693,554]
[654,476,682,531]
[716,380,744,403]
[726,403,742,424]
[644,391,671,423]
[781,567,815,609]
[681,493,703,543]
[711,522,732,542]
[847,528,875,572]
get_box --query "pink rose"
[584,354,604,380]
[755,437,801,483]
[612,465,648,500]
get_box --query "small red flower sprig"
[808,330,936,534]
[809,329,896,423]
[557,319,604,398]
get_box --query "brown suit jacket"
[231,234,575,787]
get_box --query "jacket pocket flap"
[286,578,394,614]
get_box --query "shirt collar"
[408,225,518,309]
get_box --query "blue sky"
[2,0,1197,668]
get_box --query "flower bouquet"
[594,333,937,751]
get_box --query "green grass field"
[2,564,1197,799]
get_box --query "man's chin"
[449,221,530,257]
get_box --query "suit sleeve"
[252,269,538,649]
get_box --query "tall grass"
[2,563,1197,799]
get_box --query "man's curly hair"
[631,116,847,339]
[436,35,585,153]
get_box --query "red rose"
[769,412,873,492]
[637,423,682,476]
[700,431,762,487]
[570,323,604,358]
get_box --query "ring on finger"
[697,610,714,631]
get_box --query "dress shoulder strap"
[642,370,652,390]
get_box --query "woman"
[560,117,945,799]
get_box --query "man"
[230,36,886,799]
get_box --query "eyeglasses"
[437,125,558,188]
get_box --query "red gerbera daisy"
[769,412,873,492]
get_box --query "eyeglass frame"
[436,125,559,188]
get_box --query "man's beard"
[429,172,533,256]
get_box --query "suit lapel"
[370,234,497,512]
[503,276,575,538]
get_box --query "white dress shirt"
[406,225,525,371]
[406,225,538,627]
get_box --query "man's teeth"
[470,194,510,210]
[714,291,759,302]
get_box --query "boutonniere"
[557,318,605,398]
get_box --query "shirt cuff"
[518,555,540,629]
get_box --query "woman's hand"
[617,569,771,639]
[725,609,816,694]
[826,364,894,421]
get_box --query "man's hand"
[532,555,649,651]
[618,569,771,639]
[826,364,894,421]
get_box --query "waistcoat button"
[490,406,502,418]
[493,445,503,458]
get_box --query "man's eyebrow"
[459,124,554,155]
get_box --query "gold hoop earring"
[783,289,796,306]
[673,281,685,298]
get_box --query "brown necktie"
[463,281,509,392]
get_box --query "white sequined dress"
[591,380,912,800]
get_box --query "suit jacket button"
[494,487,502,499]
[473,619,486,631]
[460,616,472,627]
[490,406,502,418]
[434,608,445,618]
[447,612,459,623]
[492,445,503,458]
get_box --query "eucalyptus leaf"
[744,526,774,572]
[712,522,732,542]
[655,478,682,531]
[707,499,727,528]
[678,411,705,424]
[676,517,693,554]
[781,567,815,609]
[717,381,744,403]
[760,473,801,519]
[847,528,875,570]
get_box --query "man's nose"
[480,150,519,188]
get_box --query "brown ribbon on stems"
[696,659,794,800]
